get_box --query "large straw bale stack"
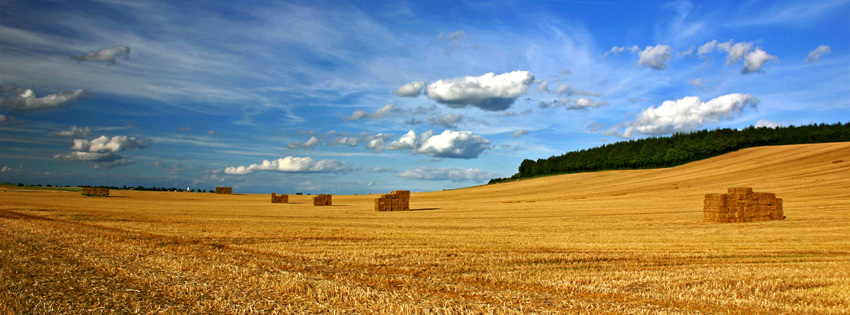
[375,190,410,211]
[215,187,232,194]
[271,193,288,203]
[313,194,332,206]
[81,187,109,197]
[704,187,784,223]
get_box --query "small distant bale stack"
[704,187,784,223]
[375,190,410,211]
[313,194,332,206]
[81,187,109,197]
[215,187,232,194]
[271,193,288,203]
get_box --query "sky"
[0,0,848,194]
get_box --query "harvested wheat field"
[1,142,849,314]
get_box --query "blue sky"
[1,0,848,194]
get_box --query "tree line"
[489,122,850,184]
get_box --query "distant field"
[2,142,849,314]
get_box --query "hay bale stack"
[704,187,783,223]
[271,193,288,203]
[313,194,332,206]
[215,187,232,194]
[81,187,109,197]
[375,190,410,211]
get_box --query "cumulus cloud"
[343,104,399,121]
[805,45,831,63]
[54,135,147,167]
[71,135,150,153]
[512,129,529,138]
[387,130,490,159]
[0,85,87,112]
[397,167,498,182]
[569,98,607,110]
[615,93,760,137]
[0,114,7,123]
[286,136,320,149]
[425,71,534,111]
[742,48,779,74]
[71,45,130,64]
[57,126,91,137]
[638,45,672,70]
[417,130,491,159]
[394,81,426,97]
[224,156,352,174]
[327,133,394,151]
[725,42,753,65]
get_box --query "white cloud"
[387,130,431,150]
[286,136,320,149]
[343,104,398,121]
[742,48,779,74]
[697,39,718,55]
[397,167,498,182]
[638,45,672,70]
[616,93,760,137]
[805,45,832,63]
[605,45,639,56]
[512,129,529,138]
[569,98,607,110]
[755,119,781,129]
[327,132,393,151]
[224,156,352,174]
[0,114,6,123]
[386,130,489,159]
[71,135,150,153]
[70,45,130,64]
[54,135,148,167]
[394,81,426,97]
[0,85,87,112]
[57,126,91,137]
[365,138,386,152]
[425,71,534,111]
[1,166,11,172]
[416,130,491,159]
[725,42,753,65]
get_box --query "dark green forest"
[489,122,850,184]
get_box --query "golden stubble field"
[2,142,849,314]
